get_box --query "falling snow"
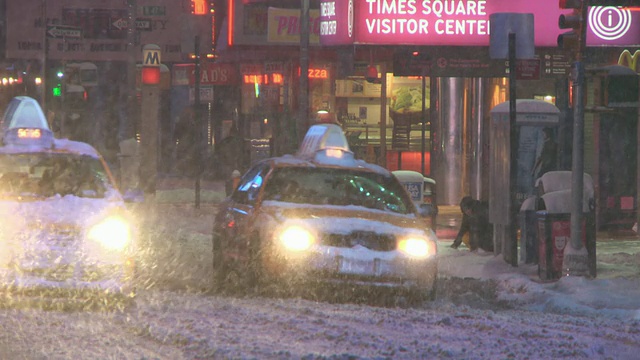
[0,181,639,359]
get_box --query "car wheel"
[413,263,438,303]
[211,231,230,293]
[245,233,264,293]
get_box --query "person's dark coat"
[452,196,494,252]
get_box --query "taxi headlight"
[398,237,434,258]
[278,225,315,252]
[87,216,132,251]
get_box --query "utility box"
[489,99,560,261]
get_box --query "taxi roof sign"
[1,96,53,147]
[297,124,350,157]
[2,96,50,132]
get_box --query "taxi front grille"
[21,265,75,281]
[321,231,396,251]
[20,225,81,246]
[18,265,121,282]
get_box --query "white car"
[0,96,137,310]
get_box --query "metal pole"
[298,0,310,146]
[41,0,47,113]
[421,75,426,175]
[379,65,387,167]
[508,32,518,267]
[125,0,137,141]
[194,36,201,209]
[565,1,589,277]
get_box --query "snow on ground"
[0,181,639,359]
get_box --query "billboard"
[320,0,640,47]
[6,0,211,62]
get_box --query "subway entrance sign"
[143,45,161,67]
[142,44,161,85]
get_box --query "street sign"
[112,18,128,30]
[46,25,82,39]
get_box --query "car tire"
[414,263,438,302]
[211,231,230,293]
[245,234,264,292]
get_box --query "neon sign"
[297,67,329,79]
[308,68,329,79]
[243,73,284,85]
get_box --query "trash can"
[519,196,539,264]
[536,189,596,281]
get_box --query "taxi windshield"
[263,167,413,214]
[0,153,112,198]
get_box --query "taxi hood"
[0,195,126,228]
[261,202,430,236]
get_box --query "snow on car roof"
[0,136,102,158]
[268,124,390,175]
[270,152,390,175]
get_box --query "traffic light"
[191,0,208,15]
[52,68,64,97]
[557,0,585,51]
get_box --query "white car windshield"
[262,167,413,215]
[0,153,112,198]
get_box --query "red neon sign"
[297,67,329,79]
[243,73,284,85]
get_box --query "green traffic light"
[52,85,62,97]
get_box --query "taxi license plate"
[336,256,380,275]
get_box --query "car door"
[219,162,271,261]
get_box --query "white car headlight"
[87,216,132,251]
[278,225,315,252]
[398,237,434,258]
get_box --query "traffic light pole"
[565,1,589,277]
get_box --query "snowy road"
[1,283,639,360]
[0,202,638,359]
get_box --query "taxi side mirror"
[418,203,437,217]
[123,189,144,203]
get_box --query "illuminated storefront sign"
[319,0,354,45]
[243,73,284,85]
[267,7,321,44]
[172,63,237,86]
[320,0,640,47]
[240,66,329,85]
[618,49,640,72]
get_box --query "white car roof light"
[297,124,356,165]
[1,96,53,147]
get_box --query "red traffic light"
[191,0,208,15]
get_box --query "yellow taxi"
[0,96,136,309]
[212,124,438,302]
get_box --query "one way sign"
[46,25,82,39]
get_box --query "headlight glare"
[398,237,432,258]
[279,225,315,252]
[88,216,131,251]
